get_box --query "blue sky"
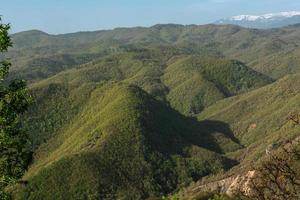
[2,0,300,34]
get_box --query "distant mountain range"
[215,11,300,29]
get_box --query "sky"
[2,0,300,34]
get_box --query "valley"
[2,23,300,199]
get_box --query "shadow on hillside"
[145,97,243,156]
[190,119,243,154]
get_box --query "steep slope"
[174,74,300,199]
[21,50,169,148]
[197,73,300,166]
[162,56,272,114]
[13,83,240,199]
[22,82,97,148]
[21,51,271,149]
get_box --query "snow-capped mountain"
[215,11,300,29]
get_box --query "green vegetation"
[198,74,300,161]
[243,137,300,200]
[163,56,272,114]
[12,83,238,199]
[17,49,271,151]
[0,19,31,199]
[3,23,300,199]
[9,24,300,81]
[174,74,300,199]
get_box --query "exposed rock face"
[189,170,256,196]
[226,170,256,196]
[186,136,300,198]
[190,176,236,194]
[247,123,257,131]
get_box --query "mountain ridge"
[9,23,300,81]
[215,11,300,29]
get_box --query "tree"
[239,114,300,200]
[0,18,32,199]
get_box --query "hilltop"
[9,23,300,81]
[13,83,240,199]
[20,51,271,149]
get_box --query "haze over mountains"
[5,23,300,199]
[215,11,300,29]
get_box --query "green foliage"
[0,22,12,52]
[8,24,300,80]
[242,138,300,200]
[198,74,300,161]
[11,83,239,199]
[0,18,32,198]
[6,24,300,199]
[9,53,100,83]
[163,56,272,114]
[16,48,270,153]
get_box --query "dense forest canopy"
[0,19,32,200]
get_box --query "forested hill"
[9,23,300,81]
[7,24,300,199]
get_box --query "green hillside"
[20,51,271,150]
[4,24,300,199]
[170,74,300,199]
[162,56,272,114]
[16,74,300,199]
[197,74,300,164]
[9,53,100,83]
[13,83,240,199]
[9,24,300,81]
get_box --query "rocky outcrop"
[188,170,255,197]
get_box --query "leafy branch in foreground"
[0,17,32,199]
